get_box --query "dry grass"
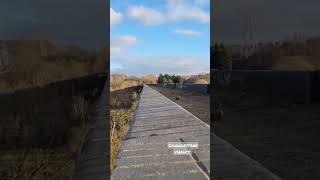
[234,36,320,70]
[111,80,141,91]
[0,40,106,179]
[0,149,72,180]
[110,86,141,170]
[183,73,210,84]
[71,96,89,127]
[0,130,88,180]
[0,40,108,94]
[110,73,157,91]
[1,60,103,93]
[192,79,209,84]
[0,96,90,180]
[110,109,134,169]
[272,56,320,71]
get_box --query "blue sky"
[110,0,210,76]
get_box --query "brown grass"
[110,86,141,170]
[0,96,90,180]
[110,73,157,91]
[272,56,320,71]
[111,80,141,91]
[0,40,108,94]
[0,39,106,179]
[183,73,210,84]
[234,36,320,70]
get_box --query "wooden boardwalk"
[212,135,282,180]
[111,85,210,180]
[71,83,280,180]
[72,84,109,180]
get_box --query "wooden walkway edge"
[71,83,281,180]
[111,85,210,180]
[72,83,109,180]
[212,134,282,180]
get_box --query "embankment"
[0,73,107,149]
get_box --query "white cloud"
[110,8,123,28]
[173,29,203,37]
[128,6,166,26]
[167,0,210,23]
[110,35,137,56]
[111,55,209,76]
[127,1,209,26]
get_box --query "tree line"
[157,74,183,84]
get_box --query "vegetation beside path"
[110,86,142,170]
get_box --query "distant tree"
[158,74,183,84]
[158,74,164,83]
[171,74,176,82]
[163,77,169,84]
[173,75,180,83]
[176,75,183,84]
[164,74,170,81]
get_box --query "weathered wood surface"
[111,85,210,180]
[72,83,109,180]
[212,135,282,180]
[72,83,280,180]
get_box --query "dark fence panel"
[212,70,320,103]
[156,83,210,94]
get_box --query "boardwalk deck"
[212,135,282,180]
[72,84,109,180]
[111,85,210,180]
[71,83,280,180]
